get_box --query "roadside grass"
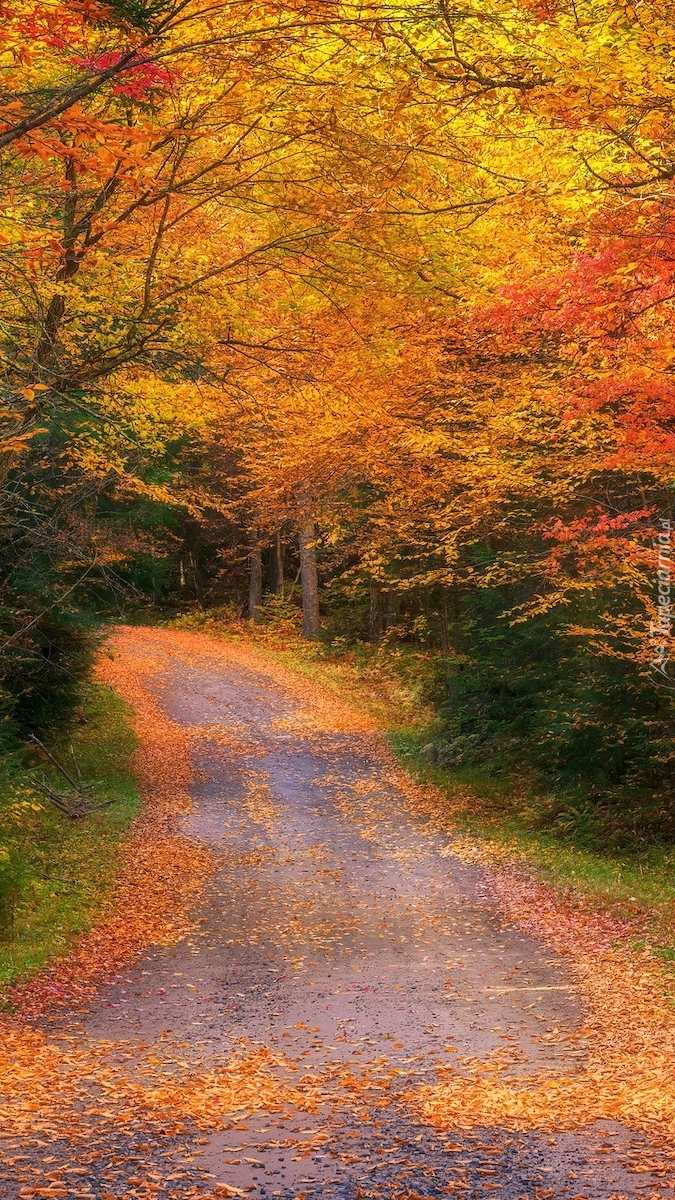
[168,607,675,957]
[392,725,675,955]
[0,683,140,990]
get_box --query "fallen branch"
[28,735,113,819]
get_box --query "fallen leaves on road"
[414,870,675,1150]
[1,627,674,1197]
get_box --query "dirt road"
[2,628,665,1199]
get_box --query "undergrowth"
[0,683,140,990]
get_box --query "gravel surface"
[6,630,664,1199]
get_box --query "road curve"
[5,627,661,1200]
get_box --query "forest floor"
[2,625,675,1199]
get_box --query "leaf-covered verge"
[168,609,675,964]
[5,639,213,1018]
[0,682,141,990]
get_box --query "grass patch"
[0,682,140,989]
[392,724,675,954]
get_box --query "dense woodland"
[2,0,675,850]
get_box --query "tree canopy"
[2,0,674,833]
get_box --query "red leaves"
[542,508,653,543]
[540,508,655,577]
[76,51,176,100]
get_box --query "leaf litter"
[0,626,673,1197]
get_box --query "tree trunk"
[274,530,285,597]
[368,579,383,642]
[384,589,400,630]
[448,584,462,654]
[299,522,320,638]
[189,551,203,609]
[439,589,453,686]
[248,543,263,617]
[440,590,451,657]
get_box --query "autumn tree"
[4,0,675,830]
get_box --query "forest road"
[20,627,664,1199]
